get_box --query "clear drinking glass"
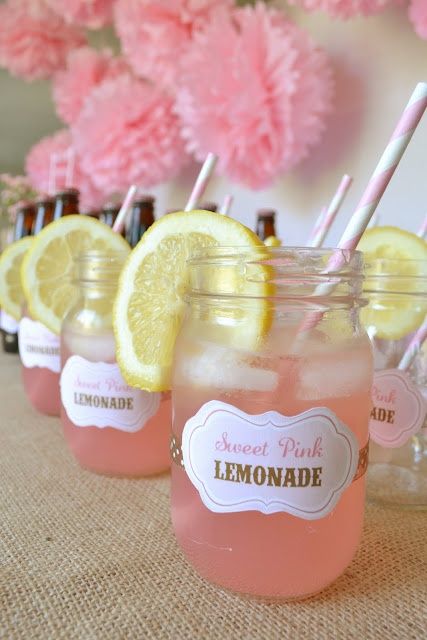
[364,259,427,508]
[171,247,373,599]
[60,252,171,477]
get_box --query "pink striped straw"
[219,194,233,216]
[112,185,137,234]
[307,206,327,245]
[368,211,380,228]
[65,149,75,188]
[417,213,427,240]
[398,316,427,371]
[48,153,57,195]
[308,175,353,248]
[299,82,427,334]
[184,153,218,212]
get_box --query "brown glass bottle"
[256,209,277,241]
[13,202,36,241]
[126,195,155,248]
[99,203,120,227]
[32,196,55,235]
[99,203,127,238]
[199,201,218,212]
[3,204,36,352]
[53,188,80,220]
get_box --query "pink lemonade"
[61,328,171,477]
[170,247,373,599]
[19,308,61,416]
[172,329,372,599]
[60,252,170,477]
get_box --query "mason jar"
[363,259,427,508]
[19,305,61,416]
[171,247,373,599]
[60,252,171,477]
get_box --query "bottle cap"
[55,188,80,198]
[257,208,276,219]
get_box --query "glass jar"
[19,306,61,416]
[60,252,171,477]
[171,247,373,600]
[363,259,427,508]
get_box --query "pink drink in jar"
[171,248,373,599]
[60,252,170,477]
[19,307,61,416]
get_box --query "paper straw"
[65,149,75,188]
[398,316,427,371]
[308,175,353,248]
[417,214,427,240]
[48,153,57,195]
[307,206,327,245]
[219,194,233,216]
[184,153,217,212]
[299,82,427,334]
[112,185,137,234]
[368,212,380,229]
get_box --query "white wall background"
[0,4,426,245]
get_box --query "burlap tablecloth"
[1,354,426,640]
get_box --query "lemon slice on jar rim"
[0,236,33,320]
[359,226,427,340]
[21,215,130,335]
[113,210,273,392]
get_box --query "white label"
[60,355,160,432]
[182,401,359,521]
[370,369,426,448]
[18,317,60,373]
[0,311,18,333]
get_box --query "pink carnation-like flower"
[53,47,128,125]
[0,0,86,81]
[72,74,189,193]
[409,0,427,39]
[46,0,114,28]
[25,129,105,212]
[175,3,333,189]
[287,0,397,19]
[114,0,232,90]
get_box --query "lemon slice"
[359,226,427,340]
[264,235,281,247]
[113,210,271,392]
[21,215,130,335]
[0,237,33,320]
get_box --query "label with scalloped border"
[182,401,359,520]
[0,311,18,333]
[60,355,160,432]
[19,317,60,373]
[370,369,426,448]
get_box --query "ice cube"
[179,345,278,392]
[298,347,371,401]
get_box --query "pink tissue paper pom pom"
[409,0,427,39]
[72,73,189,193]
[46,0,115,29]
[175,2,334,189]
[287,0,398,19]
[25,129,105,212]
[114,0,233,90]
[0,0,86,81]
[53,47,128,125]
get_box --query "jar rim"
[188,246,364,275]
[188,245,363,258]
[187,246,366,305]
[75,251,128,284]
